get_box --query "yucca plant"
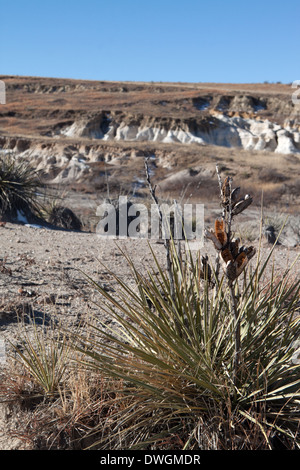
[70,167,300,449]
[72,241,299,449]
[0,153,45,222]
[10,316,71,397]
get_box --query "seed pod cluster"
[205,219,255,282]
[205,172,256,283]
[221,176,253,216]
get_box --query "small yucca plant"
[0,153,45,222]
[10,316,71,397]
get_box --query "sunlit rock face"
[60,112,300,154]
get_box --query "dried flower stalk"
[205,165,256,384]
[144,157,175,299]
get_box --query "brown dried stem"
[144,157,175,300]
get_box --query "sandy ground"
[0,208,299,449]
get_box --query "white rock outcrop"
[2,110,299,185]
[60,113,300,155]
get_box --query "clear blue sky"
[1,0,299,83]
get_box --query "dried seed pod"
[200,255,212,282]
[232,195,253,215]
[225,260,237,281]
[215,219,227,246]
[235,251,247,268]
[231,187,240,203]
[235,252,249,277]
[244,246,256,260]
[204,229,223,250]
[230,238,240,258]
[221,247,234,264]
[222,176,231,199]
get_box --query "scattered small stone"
[43,294,57,304]
[18,288,37,298]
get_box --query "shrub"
[47,205,82,230]
[0,153,45,222]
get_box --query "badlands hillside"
[0,76,299,246]
[0,76,299,214]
